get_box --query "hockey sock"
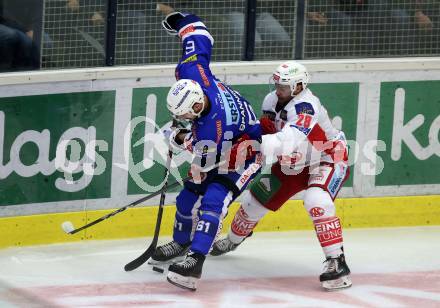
[313,216,344,257]
[229,194,269,244]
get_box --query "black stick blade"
[124,244,156,271]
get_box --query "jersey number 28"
[296,114,312,128]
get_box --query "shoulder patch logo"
[295,102,315,115]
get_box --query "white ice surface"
[0,226,439,307]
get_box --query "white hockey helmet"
[166,79,205,118]
[272,61,309,96]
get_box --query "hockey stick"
[61,175,189,235]
[61,121,184,236]
[124,119,177,272]
[123,152,262,271]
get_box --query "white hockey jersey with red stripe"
[260,88,348,168]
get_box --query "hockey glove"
[168,128,193,152]
[162,11,188,35]
[227,134,258,171]
[259,116,277,135]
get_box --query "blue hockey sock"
[190,212,220,255]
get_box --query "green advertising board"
[0,91,115,206]
[3,79,438,208]
[376,81,440,186]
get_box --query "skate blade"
[322,276,352,291]
[147,255,186,266]
[167,271,198,291]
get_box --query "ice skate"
[210,232,253,256]
[148,240,190,271]
[167,251,205,291]
[319,254,352,290]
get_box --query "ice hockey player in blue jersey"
[148,12,262,291]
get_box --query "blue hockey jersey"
[173,14,261,167]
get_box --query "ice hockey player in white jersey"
[211,61,352,291]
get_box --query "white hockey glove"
[168,128,193,152]
[162,11,188,35]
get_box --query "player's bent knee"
[242,192,270,220]
[303,187,336,219]
[201,183,230,211]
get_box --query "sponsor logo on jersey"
[197,64,210,87]
[237,161,261,188]
[181,54,198,63]
[229,88,247,131]
[224,91,239,123]
[179,25,195,37]
[215,120,222,144]
[295,102,315,115]
[215,82,250,129]
[309,207,325,217]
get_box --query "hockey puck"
[152,266,164,274]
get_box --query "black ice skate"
[319,254,352,290]
[167,251,206,291]
[210,231,253,256]
[148,240,190,270]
